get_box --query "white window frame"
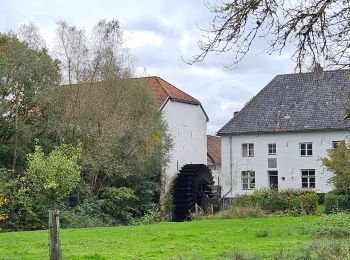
[301,169,316,189]
[242,143,254,157]
[300,142,313,157]
[241,171,255,190]
[268,143,276,155]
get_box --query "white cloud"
[125,31,163,49]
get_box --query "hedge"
[324,193,350,214]
[231,189,319,215]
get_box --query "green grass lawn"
[0,216,318,259]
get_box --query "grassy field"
[0,216,319,259]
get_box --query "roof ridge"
[275,68,350,77]
[154,76,171,96]
[132,76,158,80]
[156,76,199,102]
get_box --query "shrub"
[229,194,253,207]
[255,189,287,212]
[288,190,319,214]
[317,193,325,204]
[325,193,339,213]
[325,193,350,214]
[60,199,116,228]
[100,187,138,224]
[237,189,319,215]
[0,168,49,231]
[131,203,160,225]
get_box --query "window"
[268,143,276,155]
[242,171,255,190]
[242,143,254,157]
[268,158,277,168]
[300,143,313,156]
[332,141,344,149]
[301,169,316,188]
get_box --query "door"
[268,171,278,190]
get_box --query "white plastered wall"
[161,100,207,185]
[221,131,350,197]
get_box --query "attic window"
[242,143,254,157]
[332,141,344,149]
[300,143,313,156]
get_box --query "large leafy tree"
[0,32,60,172]
[53,20,171,215]
[55,79,171,213]
[191,0,350,70]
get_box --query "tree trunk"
[49,207,62,260]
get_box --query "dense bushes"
[199,189,319,221]
[231,189,318,215]
[325,193,350,214]
[60,198,116,228]
[100,187,138,224]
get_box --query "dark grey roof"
[218,69,350,135]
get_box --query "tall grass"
[213,206,265,219]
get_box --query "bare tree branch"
[190,0,350,71]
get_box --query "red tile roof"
[207,135,221,166]
[134,76,200,109]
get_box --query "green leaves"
[101,187,138,224]
[0,33,60,171]
[225,3,232,11]
[24,143,82,204]
[321,142,350,195]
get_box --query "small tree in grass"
[321,142,350,195]
[24,142,81,260]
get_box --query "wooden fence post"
[49,209,62,260]
[210,204,214,216]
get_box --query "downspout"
[220,135,233,201]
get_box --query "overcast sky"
[1,0,296,133]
